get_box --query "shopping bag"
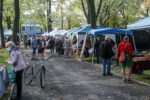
[8,66,16,83]
[119,51,125,62]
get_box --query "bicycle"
[23,56,51,88]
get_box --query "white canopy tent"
[127,16,150,30]
[47,29,58,36]
[54,30,67,37]
[41,32,49,36]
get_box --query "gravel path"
[21,50,150,100]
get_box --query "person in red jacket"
[117,36,133,83]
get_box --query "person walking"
[117,36,133,83]
[28,38,31,48]
[63,37,71,56]
[55,38,59,53]
[56,38,63,57]
[5,41,26,100]
[23,37,28,49]
[49,38,55,54]
[99,36,114,76]
[31,37,38,58]
[94,38,100,64]
[38,38,45,56]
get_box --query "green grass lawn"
[0,49,11,99]
[82,56,101,64]
[83,57,150,85]
[0,49,10,71]
[112,64,150,85]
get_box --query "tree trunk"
[13,0,20,45]
[88,0,96,29]
[81,0,103,25]
[67,17,71,29]
[47,0,52,32]
[146,7,149,17]
[6,16,12,30]
[86,0,91,24]
[0,0,5,48]
[61,6,64,29]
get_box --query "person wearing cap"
[5,41,26,99]
[99,36,114,76]
[117,36,133,83]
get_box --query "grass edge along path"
[82,56,150,85]
[111,65,150,85]
[0,49,11,100]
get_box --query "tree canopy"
[0,0,148,47]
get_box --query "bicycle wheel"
[40,66,45,88]
[23,66,34,85]
[8,83,17,100]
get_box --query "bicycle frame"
[24,56,50,86]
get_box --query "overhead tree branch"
[96,0,103,20]
[80,0,88,23]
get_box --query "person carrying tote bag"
[117,36,133,83]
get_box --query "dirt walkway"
[21,50,150,100]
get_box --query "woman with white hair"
[5,41,26,99]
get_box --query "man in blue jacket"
[32,37,38,58]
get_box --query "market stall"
[80,28,135,64]
[132,54,150,74]
[72,25,102,57]
[127,16,150,73]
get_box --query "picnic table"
[0,66,9,98]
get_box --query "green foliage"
[3,0,14,29]
[0,49,10,71]
[2,0,148,31]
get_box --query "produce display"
[144,54,150,59]
[133,54,150,61]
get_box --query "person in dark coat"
[99,36,114,76]
[49,38,55,54]
[94,38,100,64]
[28,38,31,48]
[56,38,63,57]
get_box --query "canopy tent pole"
[76,35,79,58]
[132,34,137,52]
[120,34,122,42]
[92,36,96,64]
[80,32,88,61]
